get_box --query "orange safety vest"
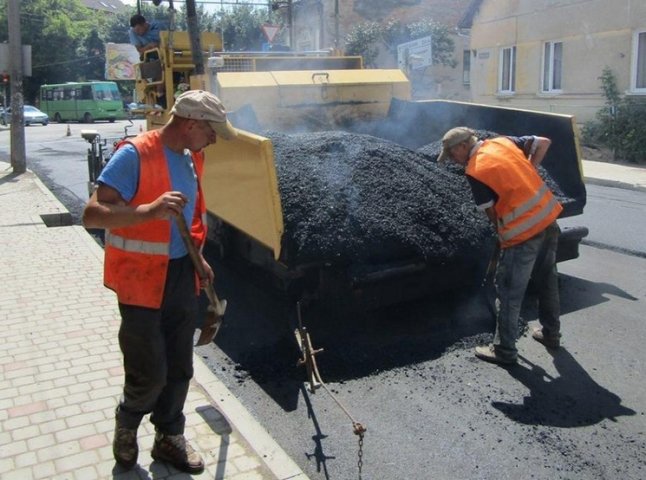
[103,130,207,308]
[466,137,562,248]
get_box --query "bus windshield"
[92,82,121,101]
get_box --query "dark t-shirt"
[466,135,535,210]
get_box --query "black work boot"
[151,432,205,474]
[113,420,138,469]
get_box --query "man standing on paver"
[82,90,237,473]
[438,127,563,365]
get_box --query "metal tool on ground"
[294,301,367,478]
[295,301,323,392]
[175,214,227,346]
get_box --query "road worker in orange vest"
[82,90,237,473]
[438,127,562,365]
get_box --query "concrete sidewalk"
[580,158,646,192]
[0,160,309,479]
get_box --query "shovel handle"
[174,214,225,314]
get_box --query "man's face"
[188,120,217,151]
[132,23,148,36]
[447,142,470,166]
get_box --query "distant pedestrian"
[438,127,563,365]
[82,90,237,473]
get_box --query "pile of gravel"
[268,130,494,266]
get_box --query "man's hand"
[147,191,188,220]
[82,187,188,229]
[198,255,215,288]
[526,136,552,167]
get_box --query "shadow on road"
[203,252,499,412]
[492,348,635,427]
[204,249,639,416]
[558,273,638,315]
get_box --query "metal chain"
[296,301,367,479]
[356,428,364,479]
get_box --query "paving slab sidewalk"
[0,161,309,480]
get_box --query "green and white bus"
[39,81,126,123]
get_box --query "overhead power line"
[32,55,105,69]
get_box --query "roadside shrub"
[582,67,646,164]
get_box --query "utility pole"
[185,0,204,75]
[334,0,339,51]
[287,0,294,49]
[8,0,26,173]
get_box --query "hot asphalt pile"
[268,129,576,270]
[268,130,495,267]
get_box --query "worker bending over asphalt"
[438,127,562,365]
[82,90,237,473]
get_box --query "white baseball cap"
[171,90,238,140]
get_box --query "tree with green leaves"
[345,17,457,69]
[214,5,272,52]
[344,21,382,68]
[0,0,98,102]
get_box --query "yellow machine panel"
[215,69,411,131]
[217,55,363,72]
[201,130,284,260]
[159,31,223,61]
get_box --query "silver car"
[1,105,49,126]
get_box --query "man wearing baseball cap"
[439,126,563,365]
[83,90,237,473]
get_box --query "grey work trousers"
[115,255,197,435]
[493,221,561,359]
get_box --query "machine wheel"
[83,112,94,123]
[54,113,62,123]
[109,118,115,123]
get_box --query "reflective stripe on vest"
[500,183,550,225]
[105,231,169,256]
[499,194,561,242]
[466,137,562,248]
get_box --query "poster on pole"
[105,43,140,80]
[397,36,433,72]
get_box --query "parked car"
[1,105,49,126]
[125,101,161,119]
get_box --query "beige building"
[462,0,646,124]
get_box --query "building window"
[463,50,471,86]
[542,41,563,92]
[632,30,646,92]
[499,46,516,93]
